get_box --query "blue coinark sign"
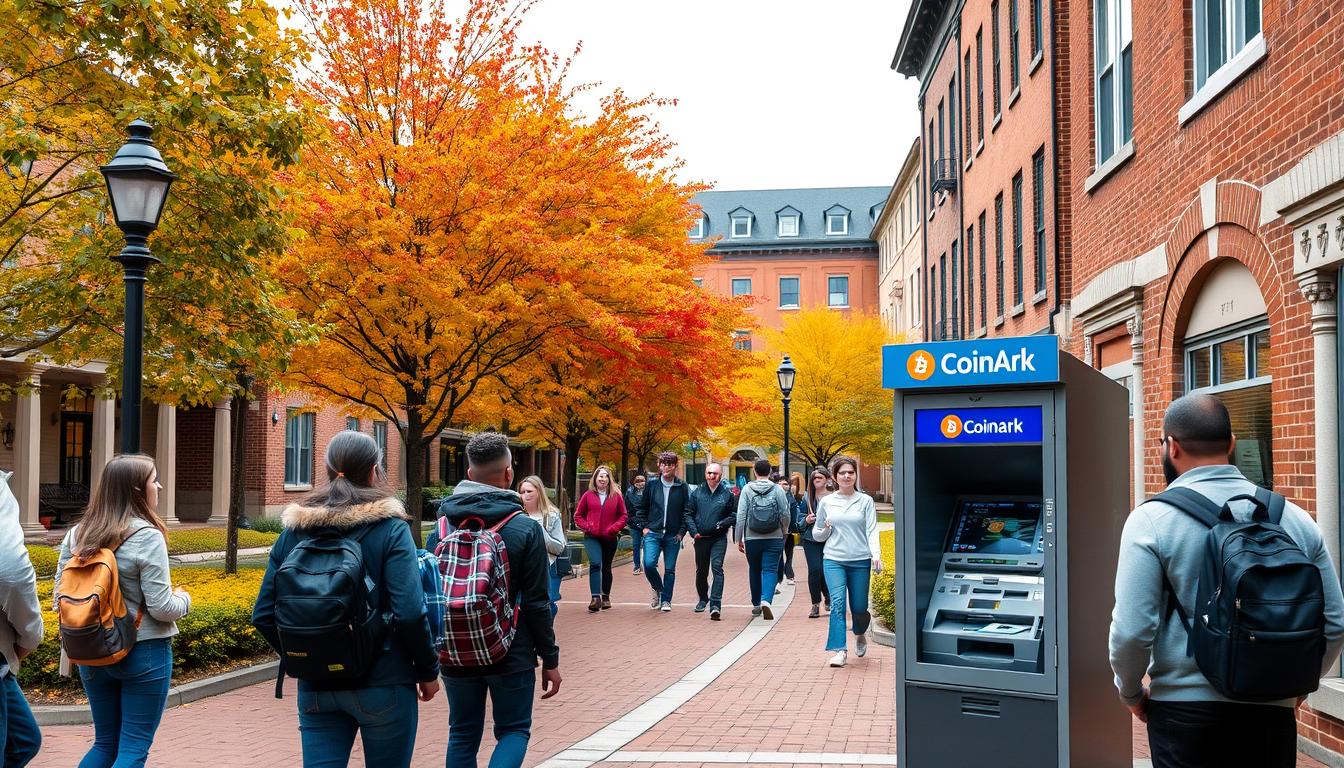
[914,406,1045,445]
[882,335,1060,389]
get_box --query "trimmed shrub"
[165,528,278,555]
[871,530,897,632]
[26,545,58,578]
[247,515,285,534]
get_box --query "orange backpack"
[57,528,147,666]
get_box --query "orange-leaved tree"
[274,0,715,541]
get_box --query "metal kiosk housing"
[884,336,1130,767]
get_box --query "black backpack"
[747,487,782,534]
[1154,486,1326,702]
[271,524,385,696]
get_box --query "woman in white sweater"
[811,455,882,668]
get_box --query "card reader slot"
[971,588,1002,594]
[1003,589,1030,599]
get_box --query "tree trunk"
[562,433,585,530]
[404,405,427,547]
[619,423,631,490]
[224,372,253,574]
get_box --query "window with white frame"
[1094,0,1133,165]
[778,214,799,237]
[690,217,706,239]
[284,410,314,486]
[828,275,850,307]
[1185,321,1273,486]
[731,277,752,297]
[779,276,800,308]
[373,420,389,471]
[345,416,359,432]
[826,213,848,235]
[1195,0,1261,90]
[911,269,920,325]
[692,277,703,288]
[732,331,752,351]
[1100,360,1136,418]
[730,216,752,238]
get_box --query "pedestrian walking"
[684,463,735,620]
[0,470,42,768]
[428,432,561,768]
[800,467,834,618]
[624,470,646,575]
[774,474,799,587]
[633,452,690,612]
[519,475,567,618]
[1109,394,1344,768]
[812,456,882,667]
[573,465,627,613]
[55,454,192,768]
[252,431,440,768]
[734,459,792,620]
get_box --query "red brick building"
[893,0,1068,343]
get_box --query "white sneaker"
[660,601,672,612]
[650,590,660,609]
[785,577,795,586]
[760,601,774,620]
[856,635,868,657]
[829,650,847,667]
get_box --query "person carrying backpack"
[734,459,791,620]
[54,454,191,768]
[1,470,43,768]
[252,430,439,768]
[1110,394,1344,768]
[427,432,561,768]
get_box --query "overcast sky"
[520,0,921,192]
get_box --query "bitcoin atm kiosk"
[884,335,1130,768]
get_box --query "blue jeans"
[582,535,617,598]
[444,670,535,768]
[1,671,41,768]
[745,538,784,607]
[823,559,872,651]
[548,560,562,618]
[78,637,173,768]
[297,684,419,767]
[641,533,682,602]
[630,527,644,570]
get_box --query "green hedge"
[246,515,285,534]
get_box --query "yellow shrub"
[26,545,58,578]
[165,528,278,555]
[872,530,897,631]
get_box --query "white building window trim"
[778,275,801,309]
[731,277,752,297]
[826,213,849,236]
[1179,31,1266,126]
[1093,0,1133,167]
[827,274,851,308]
[778,214,800,237]
[1100,360,1136,418]
[690,217,706,239]
[284,409,314,488]
[1193,0,1262,91]
[730,216,752,238]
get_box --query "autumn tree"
[719,308,898,471]
[0,0,312,404]
[276,0,720,542]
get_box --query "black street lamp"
[777,355,796,478]
[100,120,175,454]
[687,440,702,483]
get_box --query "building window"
[731,277,752,297]
[730,216,752,238]
[828,275,850,308]
[778,214,799,237]
[1185,324,1273,486]
[692,277,703,288]
[1101,362,1136,419]
[978,211,988,326]
[994,193,1005,316]
[963,51,974,150]
[1094,0,1133,164]
[976,30,985,142]
[732,331,752,351]
[1011,172,1024,306]
[1033,149,1046,293]
[966,224,976,329]
[937,99,945,164]
[373,420,388,471]
[991,0,1002,116]
[949,77,959,161]
[690,217,705,239]
[1031,0,1044,58]
[928,119,937,200]
[345,416,359,432]
[284,409,314,487]
[911,268,920,326]
[1195,0,1261,90]
[938,254,948,336]
[826,213,849,236]
[779,277,800,308]
[1009,0,1021,91]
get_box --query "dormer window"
[824,205,851,236]
[728,207,754,238]
[776,206,802,237]
[690,217,706,239]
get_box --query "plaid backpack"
[433,511,522,668]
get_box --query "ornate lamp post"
[100,120,175,454]
[687,440,702,483]
[776,356,796,477]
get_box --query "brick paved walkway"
[29,543,1333,767]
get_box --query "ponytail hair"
[303,430,389,509]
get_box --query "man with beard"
[1108,394,1344,768]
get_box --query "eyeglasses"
[706,471,721,476]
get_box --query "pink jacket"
[574,490,628,540]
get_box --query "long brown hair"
[588,464,616,495]
[519,475,561,530]
[75,454,167,558]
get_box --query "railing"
[931,157,959,194]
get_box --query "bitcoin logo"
[907,349,936,381]
[940,414,963,438]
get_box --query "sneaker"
[660,601,672,612]
[710,606,721,621]
[633,567,643,574]
[823,598,831,612]
[751,606,763,617]
[760,601,774,620]
[650,590,661,609]
[785,577,795,586]
[774,587,782,595]
[829,650,847,668]
[694,600,708,613]
[809,604,820,619]
[856,635,868,657]
[601,596,611,610]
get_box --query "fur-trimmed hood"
[281,496,409,531]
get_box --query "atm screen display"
[948,500,1042,555]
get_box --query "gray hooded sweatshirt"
[735,479,791,542]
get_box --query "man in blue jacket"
[684,463,735,620]
[633,451,690,612]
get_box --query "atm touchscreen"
[947,499,1043,556]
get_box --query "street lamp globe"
[99,120,176,242]
[776,355,796,398]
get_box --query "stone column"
[14,368,45,542]
[155,403,178,524]
[1128,316,1147,505]
[209,399,231,524]
[1301,270,1339,569]
[91,389,115,492]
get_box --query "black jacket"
[623,485,645,531]
[684,482,736,539]
[428,480,559,676]
[252,497,439,690]
[633,476,689,536]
